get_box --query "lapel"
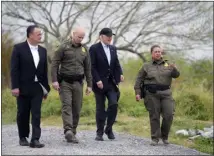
[98,42,109,66]
[25,41,36,70]
[37,46,42,69]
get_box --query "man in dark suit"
[89,28,124,141]
[10,25,50,148]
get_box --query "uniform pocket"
[64,49,74,55]
[78,52,86,62]
[160,67,172,77]
[147,69,157,78]
[64,50,75,61]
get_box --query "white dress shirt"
[101,42,111,65]
[28,42,39,82]
[27,41,39,82]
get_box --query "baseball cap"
[99,28,115,37]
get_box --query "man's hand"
[52,82,60,91]
[11,88,20,97]
[86,87,92,95]
[43,94,48,100]
[96,81,103,89]
[136,94,141,101]
[120,75,124,82]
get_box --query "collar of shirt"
[27,41,38,51]
[152,58,165,65]
[101,41,109,49]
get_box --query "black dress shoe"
[19,137,29,146]
[105,131,115,140]
[95,135,104,141]
[29,140,45,148]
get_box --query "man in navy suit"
[89,28,124,141]
[10,25,50,148]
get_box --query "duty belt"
[144,84,170,93]
[62,74,84,84]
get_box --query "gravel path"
[2,125,208,155]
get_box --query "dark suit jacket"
[89,42,123,92]
[10,41,50,95]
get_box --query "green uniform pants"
[59,80,83,135]
[144,89,175,141]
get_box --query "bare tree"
[2,1,213,62]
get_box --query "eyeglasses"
[153,51,161,53]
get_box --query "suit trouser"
[17,82,43,141]
[94,80,119,135]
[144,89,175,141]
[59,80,83,135]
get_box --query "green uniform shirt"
[51,39,92,87]
[134,59,180,95]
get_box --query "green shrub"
[80,95,96,117]
[127,105,146,117]
[174,86,212,121]
[192,137,214,155]
[117,85,147,117]
[1,89,17,124]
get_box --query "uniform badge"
[164,62,168,67]
[82,47,86,53]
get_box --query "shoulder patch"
[82,47,86,53]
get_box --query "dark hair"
[151,45,160,53]
[27,25,39,38]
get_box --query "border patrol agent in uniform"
[51,27,92,143]
[134,45,180,146]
